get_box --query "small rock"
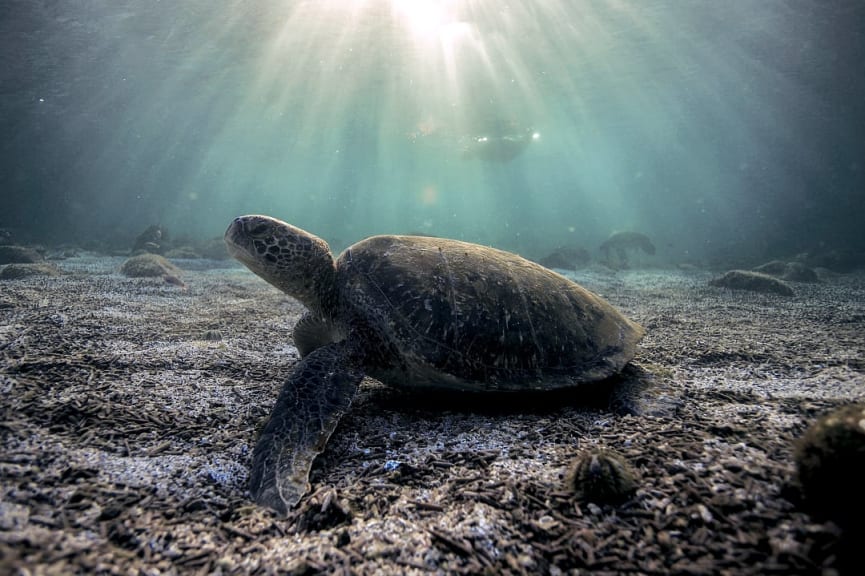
[751,260,788,276]
[121,253,182,278]
[753,260,819,283]
[599,231,655,269]
[709,270,795,296]
[132,224,166,254]
[165,246,201,259]
[0,501,30,530]
[0,262,61,280]
[0,245,43,264]
[780,261,820,283]
[537,246,591,271]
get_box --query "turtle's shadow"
[359,364,671,418]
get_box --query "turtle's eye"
[248,223,270,237]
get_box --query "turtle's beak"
[224,218,243,255]
[224,216,255,262]
[225,215,284,269]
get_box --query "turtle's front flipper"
[249,341,363,514]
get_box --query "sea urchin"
[566,449,638,504]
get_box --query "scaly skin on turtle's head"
[225,215,337,315]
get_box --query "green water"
[2,1,863,264]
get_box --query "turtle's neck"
[306,263,339,321]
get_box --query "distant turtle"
[225,215,645,514]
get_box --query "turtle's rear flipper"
[249,341,362,514]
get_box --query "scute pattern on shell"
[335,235,644,391]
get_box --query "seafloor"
[1,255,863,575]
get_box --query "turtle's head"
[225,215,336,314]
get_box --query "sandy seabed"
[1,255,863,575]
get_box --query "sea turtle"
[224,215,645,514]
